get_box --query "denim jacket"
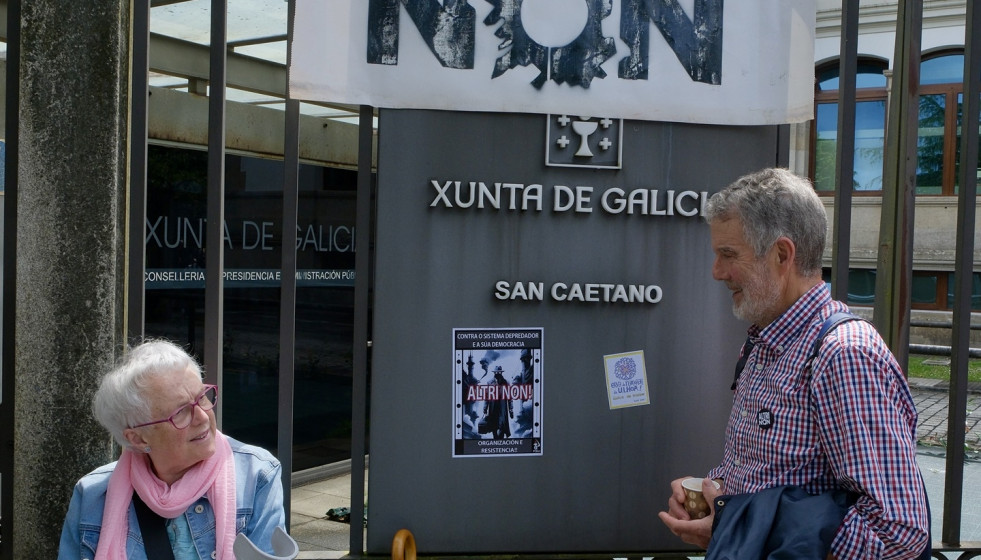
[58,436,285,560]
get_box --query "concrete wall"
[13,3,129,558]
[823,197,981,269]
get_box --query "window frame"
[915,48,966,196]
[810,58,889,195]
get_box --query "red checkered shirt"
[707,283,929,559]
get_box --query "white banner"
[290,0,815,125]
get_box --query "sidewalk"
[910,376,981,453]
[907,376,981,547]
[290,471,362,559]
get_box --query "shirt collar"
[748,282,831,350]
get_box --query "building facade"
[805,0,981,347]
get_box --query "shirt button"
[740,409,748,417]
[211,552,217,559]
[195,504,205,514]
[733,459,741,466]
[755,363,763,371]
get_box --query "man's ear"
[123,427,147,449]
[773,237,796,270]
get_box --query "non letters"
[367,0,724,88]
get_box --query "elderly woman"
[58,339,285,559]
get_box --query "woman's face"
[125,366,217,484]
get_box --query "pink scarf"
[96,430,236,559]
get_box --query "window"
[824,268,981,310]
[946,272,981,310]
[145,144,363,470]
[914,51,981,195]
[812,50,981,196]
[812,60,889,193]
[910,271,981,310]
[911,272,939,307]
[916,53,964,195]
[822,268,877,305]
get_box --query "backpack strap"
[731,311,864,390]
[809,311,864,365]
[730,336,756,390]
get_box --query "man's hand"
[657,477,722,550]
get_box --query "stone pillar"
[13,2,129,557]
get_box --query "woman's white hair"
[92,339,202,447]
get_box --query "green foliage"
[814,138,837,191]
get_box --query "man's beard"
[732,259,780,326]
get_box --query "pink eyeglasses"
[130,385,218,429]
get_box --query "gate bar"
[204,0,227,420]
[831,0,859,301]
[349,104,375,557]
[278,0,300,530]
[127,0,149,344]
[942,0,981,546]
[873,0,921,371]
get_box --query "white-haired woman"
[58,339,285,559]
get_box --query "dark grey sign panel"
[368,109,782,555]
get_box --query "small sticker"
[604,350,650,409]
[757,409,774,430]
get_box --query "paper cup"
[681,477,720,520]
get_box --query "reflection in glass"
[912,274,938,305]
[947,273,981,310]
[814,101,886,191]
[815,62,888,91]
[917,94,946,194]
[955,92,981,194]
[846,269,877,305]
[921,54,964,86]
[144,145,362,470]
[822,268,876,305]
